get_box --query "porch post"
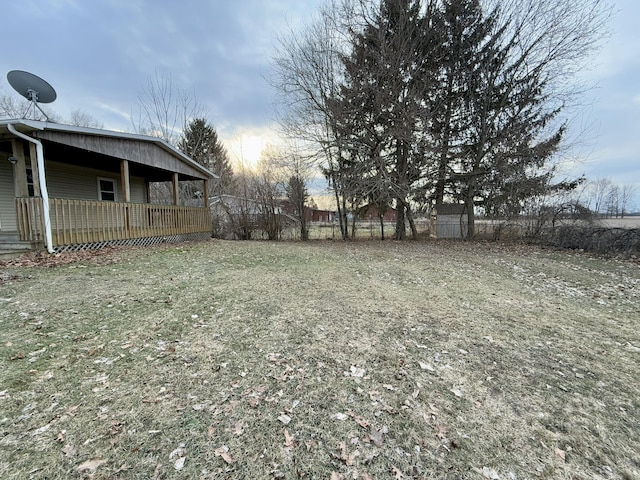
[203,179,209,207]
[28,143,41,197]
[172,172,180,206]
[120,160,131,202]
[10,139,29,197]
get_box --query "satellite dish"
[7,70,57,120]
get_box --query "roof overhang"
[0,119,218,181]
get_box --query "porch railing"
[16,197,211,247]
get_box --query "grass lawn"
[0,240,638,479]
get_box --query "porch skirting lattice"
[52,232,211,253]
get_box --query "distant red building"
[357,204,397,222]
[281,200,396,223]
[280,200,336,223]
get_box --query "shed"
[433,203,468,239]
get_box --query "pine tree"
[179,118,236,196]
[329,0,432,239]
[444,1,565,237]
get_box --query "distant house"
[433,203,467,238]
[307,207,335,223]
[357,204,397,222]
[0,119,216,256]
[210,195,296,240]
[280,200,336,223]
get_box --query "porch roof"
[0,119,218,181]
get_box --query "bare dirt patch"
[0,240,638,479]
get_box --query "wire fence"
[283,220,434,240]
[247,215,640,256]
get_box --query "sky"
[1,0,639,208]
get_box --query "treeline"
[579,178,637,218]
[272,0,611,240]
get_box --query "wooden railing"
[16,198,211,247]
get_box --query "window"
[98,178,116,201]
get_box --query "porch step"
[0,249,32,261]
[0,234,36,260]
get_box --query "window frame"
[97,177,117,202]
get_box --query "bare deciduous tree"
[131,71,205,146]
[271,1,355,239]
[68,109,104,128]
[1,91,60,122]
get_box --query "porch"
[1,120,217,254]
[16,197,211,251]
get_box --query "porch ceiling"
[36,131,208,181]
[40,140,197,182]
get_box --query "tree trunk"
[406,205,418,240]
[435,76,455,205]
[394,140,409,240]
[395,201,406,240]
[379,215,385,240]
[465,184,476,239]
[331,172,349,240]
[341,197,349,240]
[351,212,357,239]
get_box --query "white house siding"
[45,160,144,202]
[0,157,17,231]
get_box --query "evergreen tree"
[329,0,432,239]
[445,1,565,237]
[179,118,236,196]
[428,0,497,206]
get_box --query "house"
[279,199,336,223]
[210,194,297,240]
[307,207,335,223]
[357,204,397,222]
[0,119,217,255]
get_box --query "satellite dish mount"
[7,70,57,121]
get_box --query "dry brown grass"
[0,239,638,479]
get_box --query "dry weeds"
[0,240,638,479]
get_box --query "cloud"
[219,124,282,167]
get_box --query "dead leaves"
[434,424,448,440]
[471,466,500,479]
[418,361,435,372]
[76,458,107,473]
[10,350,25,360]
[61,444,77,458]
[347,410,370,429]
[2,248,122,268]
[368,425,385,447]
[277,413,292,425]
[392,465,404,478]
[331,472,376,480]
[283,428,295,450]
[169,444,187,470]
[214,445,234,465]
[348,365,366,378]
[232,420,245,436]
[337,441,360,466]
